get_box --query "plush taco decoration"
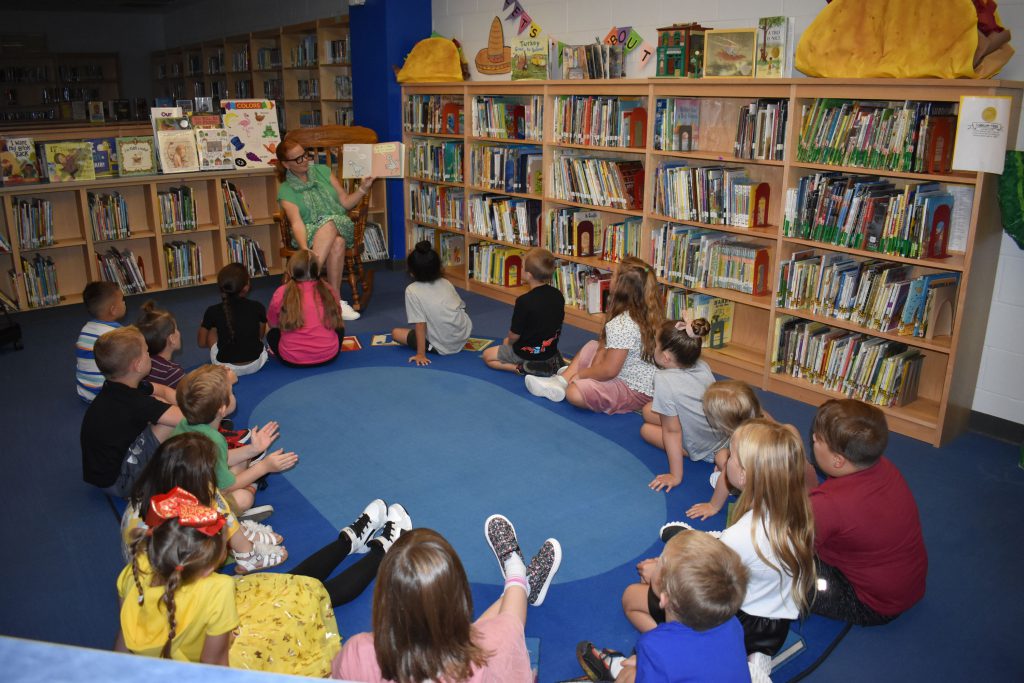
[396,36,465,83]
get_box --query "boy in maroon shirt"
[808,399,928,625]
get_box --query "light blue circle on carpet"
[250,367,664,585]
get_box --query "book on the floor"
[341,335,362,352]
[371,333,401,347]
[525,636,540,683]
[770,629,806,671]
[464,337,494,352]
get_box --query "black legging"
[266,328,344,368]
[807,556,896,626]
[290,533,384,606]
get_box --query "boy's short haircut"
[524,248,556,281]
[176,365,232,425]
[93,326,146,378]
[812,398,888,467]
[660,530,749,631]
[83,281,121,318]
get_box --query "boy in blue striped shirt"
[76,281,126,402]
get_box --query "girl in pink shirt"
[333,518,562,683]
[267,250,345,367]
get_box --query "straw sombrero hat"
[475,16,512,74]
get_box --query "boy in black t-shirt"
[80,326,184,497]
[483,247,565,377]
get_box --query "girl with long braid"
[199,263,269,376]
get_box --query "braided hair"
[216,263,250,345]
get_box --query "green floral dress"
[277,164,355,248]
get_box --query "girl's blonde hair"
[728,419,815,614]
[602,256,664,363]
[703,380,762,435]
[279,250,342,331]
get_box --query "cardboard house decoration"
[656,23,708,78]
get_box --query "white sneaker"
[709,470,721,490]
[525,374,567,402]
[340,299,361,320]
[370,503,412,552]
[238,504,274,523]
[341,498,388,554]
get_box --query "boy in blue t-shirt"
[579,530,751,682]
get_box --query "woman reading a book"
[276,139,374,321]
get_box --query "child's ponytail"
[658,317,711,368]
[217,263,250,343]
[279,249,341,331]
[160,566,184,659]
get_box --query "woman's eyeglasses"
[285,151,314,163]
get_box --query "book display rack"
[402,78,1022,446]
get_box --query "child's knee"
[641,402,659,424]
[622,582,647,613]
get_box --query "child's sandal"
[575,641,623,682]
[234,542,288,574]
[240,519,283,545]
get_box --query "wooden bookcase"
[401,78,1023,446]
[0,50,120,124]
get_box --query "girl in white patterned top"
[526,257,664,414]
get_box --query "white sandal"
[234,542,287,574]
[240,519,283,546]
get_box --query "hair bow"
[144,486,226,537]
[675,318,699,339]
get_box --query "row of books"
[653,163,771,228]
[333,75,352,99]
[735,99,789,161]
[231,47,250,73]
[556,42,627,81]
[226,235,268,277]
[296,78,319,100]
[782,173,965,259]
[665,290,735,349]
[550,152,644,210]
[771,316,923,408]
[407,138,463,183]
[551,262,610,312]
[471,96,542,141]
[468,144,541,194]
[777,252,958,339]
[649,224,771,296]
[467,242,525,288]
[796,99,956,174]
[221,180,253,226]
[323,38,350,64]
[164,240,204,288]
[403,95,463,135]
[255,48,281,70]
[542,208,604,258]
[290,35,318,67]
[88,192,131,242]
[98,247,147,295]
[468,195,541,246]
[20,254,60,308]
[408,182,464,229]
[361,222,389,262]
[158,186,198,233]
[552,96,647,148]
[14,197,54,250]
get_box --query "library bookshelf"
[401,78,1023,446]
[0,123,285,309]
[0,49,120,124]
[152,16,353,132]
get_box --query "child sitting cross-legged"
[172,364,298,521]
[81,326,184,497]
[482,247,565,377]
[136,300,185,388]
[808,399,928,625]
[76,281,126,402]
[577,530,750,683]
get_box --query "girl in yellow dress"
[115,485,411,677]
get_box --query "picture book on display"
[512,35,547,81]
[221,100,281,168]
[703,29,757,78]
[191,114,235,171]
[342,142,405,178]
[0,138,40,185]
[755,16,795,78]
[39,141,95,182]
[116,137,157,177]
[155,117,201,174]
[84,137,118,178]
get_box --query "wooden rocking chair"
[275,125,377,312]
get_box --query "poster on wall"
[220,100,281,168]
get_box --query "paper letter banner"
[518,12,533,34]
[503,0,515,9]
[604,27,619,45]
[506,1,523,20]
[527,21,541,38]
[952,95,1011,174]
[638,42,655,66]
[625,28,642,52]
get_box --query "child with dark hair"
[267,250,345,367]
[640,317,718,493]
[332,516,560,682]
[136,300,184,388]
[391,240,472,366]
[482,247,565,377]
[199,263,268,376]
[116,487,410,675]
[808,399,927,625]
[76,281,126,402]
[579,530,750,683]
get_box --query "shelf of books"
[153,17,352,133]
[402,78,1023,446]
[0,51,120,124]
[0,123,282,313]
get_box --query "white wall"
[0,10,166,99]
[161,0,349,47]
[434,0,1024,425]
